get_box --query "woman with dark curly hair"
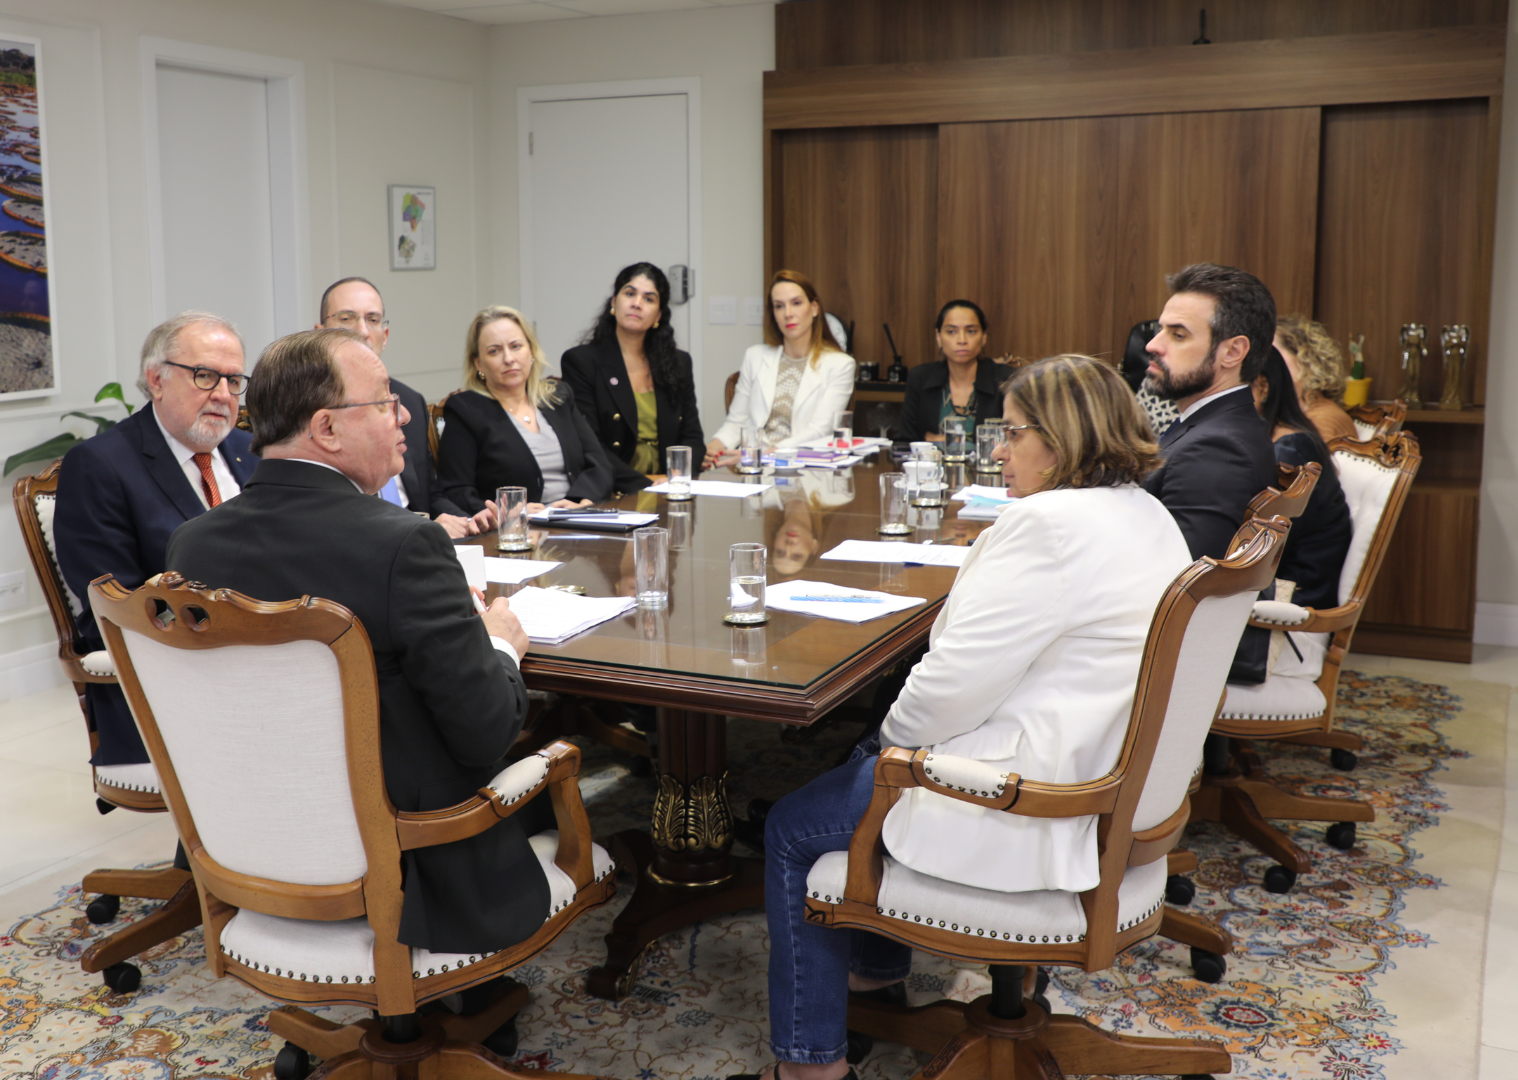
[561,263,704,477]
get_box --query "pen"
[472,591,488,614]
[793,595,885,604]
[545,508,620,517]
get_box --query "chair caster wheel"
[95,797,117,815]
[86,894,121,924]
[483,1015,518,1059]
[1330,747,1358,771]
[1262,865,1296,893]
[102,962,141,993]
[1325,821,1357,850]
[1165,874,1196,905]
[274,1042,311,1080]
[1190,947,1226,983]
[845,1030,874,1064]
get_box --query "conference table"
[472,456,998,1000]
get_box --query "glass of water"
[633,526,669,608]
[666,445,693,500]
[737,425,764,474]
[496,486,533,552]
[878,472,912,535]
[725,542,767,625]
[833,410,854,448]
[976,422,1002,473]
[942,416,970,462]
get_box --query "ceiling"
[362,0,772,26]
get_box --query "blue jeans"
[764,755,913,1064]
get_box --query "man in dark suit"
[1141,263,1279,560]
[166,327,546,954]
[316,276,492,537]
[55,312,258,766]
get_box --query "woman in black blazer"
[560,262,703,475]
[438,305,650,513]
[896,299,1005,444]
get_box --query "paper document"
[484,557,561,585]
[800,436,891,452]
[505,586,635,645]
[644,480,774,498]
[452,544,487,590]
[952,484,1015,503]
[957,499,1012,521]
[766,580,927,623]
[528,511,658,529]
[800,456,864,470]
[822,540,973,568]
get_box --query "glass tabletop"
[471,459,1003,703]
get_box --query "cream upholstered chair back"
[1330,431,1421,608]
[33,486,82,618]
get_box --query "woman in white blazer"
[735,356,1192,1080]
[704,270,856,467]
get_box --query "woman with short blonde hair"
[1274,314,1355,442]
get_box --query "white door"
[525,93,692,387]
[155,64,278,360]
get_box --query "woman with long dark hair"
[561,263,703,477]
[895,299,1005,443]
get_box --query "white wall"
[486,4,775,432]
[0,0,493,694]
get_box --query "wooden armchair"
[90,573,618,1080]
[1205,431,1421,892]
[12,461,200,992]
[1347,400,1406,441]
[802,517,1288,1079]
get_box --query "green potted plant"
[4,382,134,475]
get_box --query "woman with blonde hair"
[732,355,1192,1080]
[437,304,649,513]
[1274,314,1356,442]
[704,270,855,468]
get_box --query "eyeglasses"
[999,422,1040,445]
[162,360,247,395]
[329,395,403,422]
[326,311,389,331]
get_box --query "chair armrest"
[1247,599,1360,634]
[394,741,579,854]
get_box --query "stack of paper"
[765,580,926,623]
[821,540,973,568]
[528,510,659,529]
[484,557,561,585]
[952,484,1015,502]
[644,479,774,498]
[506,586,635,645]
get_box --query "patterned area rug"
[0,671,1483,1080]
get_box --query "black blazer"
[895,358,1005,443]
[1141,388,1278,561]
[54,404,257,766]
[392,377,465,520]
[1273,432,1353,610]
[560,340,704,469]
[165,459,548,954]
[437,382,651,512]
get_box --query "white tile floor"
[1,650,1515,1071]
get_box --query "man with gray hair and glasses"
[55,311,258,768]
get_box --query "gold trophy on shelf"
[1439,324,1469,411]
[1397,324,1426,408]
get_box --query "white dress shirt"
[1176,382,1251,424]
[153,408,242,510]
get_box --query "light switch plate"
[709,296,737,325]
[744,297,764,326]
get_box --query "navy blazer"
[896,358,1005,443]
[1141,387,1278,561]
[559,340,704,469]
[392,377,465,520]
[54,404,257,765]
[437,382,651,512]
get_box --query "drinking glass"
[737,425,764,474]
[976,422,1002,473]
[904,459,945,507]
[832,410,854,448]
[495,486,533,552]
[633,526,669,608]
[878,472,912,535]
[666,445,693,500]
[725,542,767,625]
[942,416,970,462]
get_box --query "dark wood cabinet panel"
[936,118,1120,364]
[771,126,939,368]
[1111,108,1321,356]
[1315,99,1491,407]
[1360,487,1478,633]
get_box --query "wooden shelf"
[1393,404,1484,425]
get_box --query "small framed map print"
[388,184,435,271]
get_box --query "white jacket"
[711,343,856,450]
[880,484,1191,894]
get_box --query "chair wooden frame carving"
[91,573,618,1079]
[1200,431,1421,891]
[12,461,200,990]
[804,518,1288,1079]
[1347,400,1407,441]
[724,370,740,412]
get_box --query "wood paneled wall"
[777,0,1505,70]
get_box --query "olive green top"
[632,390,660,474]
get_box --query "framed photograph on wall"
[388,184,435,271]
[0,36,56,400]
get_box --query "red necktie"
[192,452,222,508]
